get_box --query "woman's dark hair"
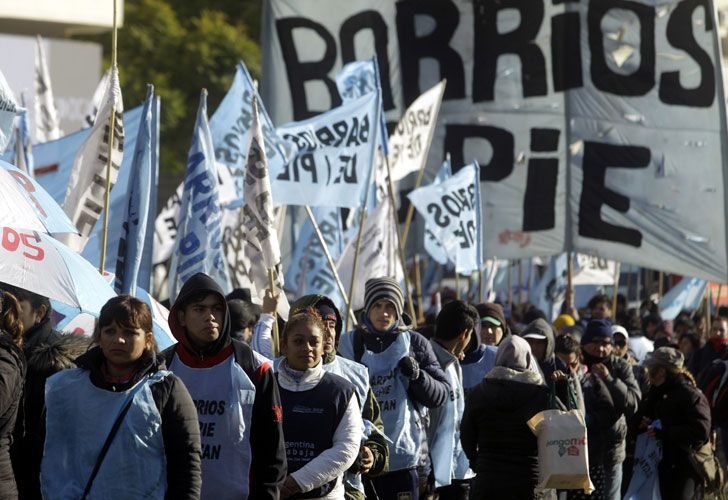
[0,283,52,322]
[282,308,326,343]
[0,291,24,348]
[93,295,157,354]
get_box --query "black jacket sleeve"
[153,374,202,500]
[407,332,450,408]
[249,360,287,499]
[666,386,711,448]
[460,387,480,465]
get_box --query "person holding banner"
[1,284,88,500]
[252,291,390,499]
[0,290,25,499]
[163,272,287,500]
[638,347,711,499]
[41,295,201,499]
[338,277,450,500]
[276,309,362,499]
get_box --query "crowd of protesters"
[0,275,725,499]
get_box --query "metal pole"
[304,206,357,326]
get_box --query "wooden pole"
[304,206,357,326]
[268,268,280,358]
[345,207,367,332]
[507,260,513,313]
[658,271,664,299]
[383,152,418,327]
[478,265,484,303]
[705,285,712,340]
[566,252,574,309]
[400,82,447,247]
[414,254,423,323]
[611,262,621,316]
[99,0,118,274]
[517,259,523,305]
[717,283,723,308]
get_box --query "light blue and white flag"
[423,160,453,266]
[285,207,346,310]
[114,85,156,295]
[408,162,482,274]
[659,277,707,321]
[34,36,62,143]
[0,69,20,153]
[33,105,147,272]
[273,89,380,208]
[209,62,289,205]
[529,254,569,322]
[168,90,232,300]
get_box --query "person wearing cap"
[461,335,559,499]
[638,347,711,498]
[252,292,389,500]
[579,319,641,500]
[522,319,585,416]
[474,303,509,347]
[338,277,450,500]
[460,306,497,396]
[553,313,576,336]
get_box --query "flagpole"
[414,254,423,323]
[401,81,447,247]
[304,206,358,326]
[345,207,367,332]
[566,252,574,309]
[717,283,723,308]
[611,262,621,315]
[383,154,418,327]
[478,266,484,303]
[507,260,513,313]
[99,0,119,274]
[268,268,280,357]
[517,259,523,305]
[455,272,461,300]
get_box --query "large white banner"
[262,0,728,282]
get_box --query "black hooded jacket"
[162,273,286,500]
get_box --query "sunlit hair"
[92,295,158,354]
[0,291,24,348]
[282,308,326,343]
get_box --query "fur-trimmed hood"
[486,365,543,385]
[27,334,90,373]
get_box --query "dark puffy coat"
[638,373,711,499]
[70,347,202,500]
[0,333,25,500]
[460,366,553,500]
[345,326,450,408]
[583,354,641,465]
[164,272,287,499]
[11,320,87,500]
[691,342,728,381]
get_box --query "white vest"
[170,354,256,500]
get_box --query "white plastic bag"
[527,409,594,493]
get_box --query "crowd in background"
[0,276,722,500]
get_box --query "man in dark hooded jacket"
[162,273,286,500]
[252,291,389,500]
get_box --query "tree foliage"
[79,0,263,174]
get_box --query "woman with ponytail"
[639,347,711,499]
[0,290,27,498]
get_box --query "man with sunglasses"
[580,319,641,500]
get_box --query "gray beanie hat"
[364,277,404,319]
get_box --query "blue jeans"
[604,460,623,500]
